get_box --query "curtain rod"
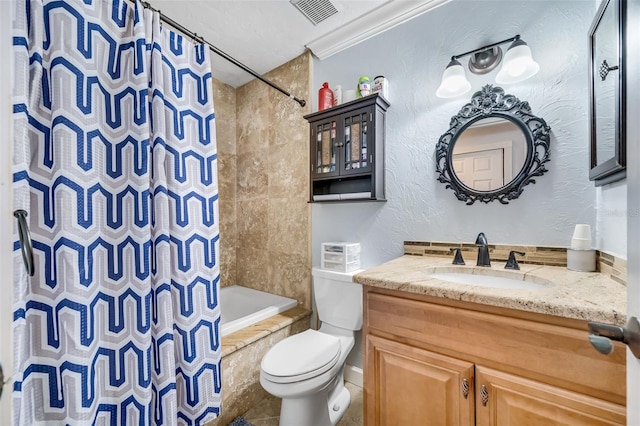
[137,1,307,108]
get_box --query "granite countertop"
[354,255,627,326]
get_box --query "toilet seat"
[261,330,341,383]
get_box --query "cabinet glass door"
[314,120,338,177]
[342,108,372,175]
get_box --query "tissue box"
[321,242,361,272]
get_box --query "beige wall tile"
[213,78,237,155]
[268,140,308,199]
[235,52,312,307]
[238,198,269,250]
[237,246,269,291]
[236,80,272,155]
[218,151,236,287]
[213,78,237,287]
[267,197,309,254]
[217,153,236,212]
[268,251,312,310]
[237,146,269,201]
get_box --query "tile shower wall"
[211,54,312,307]
[235,53,313,309]
[213,78,238,287]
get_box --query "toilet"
[260,267,363,426]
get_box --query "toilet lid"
[261,330,341,381]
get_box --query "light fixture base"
[468,46,503,75]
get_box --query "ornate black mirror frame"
[435,85,551,205]
[588,0,626,186]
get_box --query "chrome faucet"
[475,232,491,267]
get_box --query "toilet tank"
[312,267,364,331]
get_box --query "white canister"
[372,75,389,99]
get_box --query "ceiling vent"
[291,0,340,25]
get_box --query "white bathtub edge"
[220,285,298,337]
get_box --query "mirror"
[588,0,626,185]
[451,117,527,191]
[436,85,551,205]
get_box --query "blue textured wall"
[310,0,626,269]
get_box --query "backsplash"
[598,251,627,286]
[404,241,626,285]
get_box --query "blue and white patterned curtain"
[12,0,221,424]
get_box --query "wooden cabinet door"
[475,366,625,426]
[365,335,475,426]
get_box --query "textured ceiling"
[150,0,388,87]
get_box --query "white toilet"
[260,267,363,426]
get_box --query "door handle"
[13,209,35,277]
[588,317,640,359]
[0,362,4,400]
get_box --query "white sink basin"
[427,271,547,290]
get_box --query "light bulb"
[496,39,539,84]
[436,59,471,98]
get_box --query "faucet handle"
[505,251,526,270]
[475,232,488,246]
[449,248,465,265]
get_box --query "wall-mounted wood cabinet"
[364,287,626,425]
[304,94,389,202]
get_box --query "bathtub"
[220,285,298,337]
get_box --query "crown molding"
[306,0,451,60]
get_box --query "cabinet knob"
[461,378,470,398]
[480,385,489,406]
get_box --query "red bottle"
[318,82,334,111]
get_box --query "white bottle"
[333,85,342,106]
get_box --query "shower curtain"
[12,0,221,424]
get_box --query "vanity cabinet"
[303,94,389,202]
[363,287,626,426]
[475,366,625,425]
[367,334,475,425]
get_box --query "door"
[475,366,625,426]
[627,1,640,423]
[0,0,14,422]
[452,148,504,191]
[365,335,475,426]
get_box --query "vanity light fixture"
[436,34,540,98]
